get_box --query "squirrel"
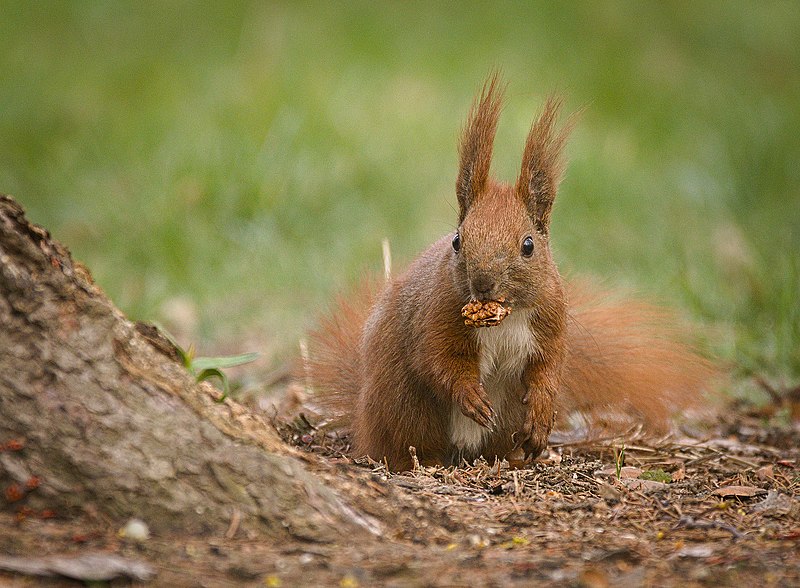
[304,75,716,472]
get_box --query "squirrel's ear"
[456,74,504,223]
[516,96,574,234]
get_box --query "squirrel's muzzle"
[470,272,498,301]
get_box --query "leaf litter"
[273,399,800,586]
[1,398,798,586]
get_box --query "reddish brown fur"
[559,280,716,432]
[304,78,716,471]
[456,73,505,223]
[305,280,376,428]
[516,96,576,233]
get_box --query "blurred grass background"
[1,2,797,387]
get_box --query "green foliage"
[190,353,262,373]
[640,469,672,484]
[614,445,626,480]
[162,328,258,401]
[1,3,797,380]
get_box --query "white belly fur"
[449,309,540,453]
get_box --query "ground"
[1,396,798,587]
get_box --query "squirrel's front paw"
[519,427,548,459]
[518,399,555,459]
[454,382,496,431]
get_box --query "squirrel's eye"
[521,235,534,257]
[452,231,461,253]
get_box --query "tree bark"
[0,194,377,542]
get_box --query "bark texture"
[0,194,376,541]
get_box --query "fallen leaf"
[752,491,795,515]
[676,544,714,558]
[711,485,767,498]
[499,536,530,549]
[620,478,668,493]
[597,481,623,503]
[756,465,774,481]
[0,553,155,582]
[596,466,642,479]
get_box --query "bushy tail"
[559,280,718,434]
[303,281,378,427]
[304,277,717,435]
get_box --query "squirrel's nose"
[471,274,496,300]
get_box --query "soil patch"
[2,404,798,587]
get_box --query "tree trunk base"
[0,194,379,542]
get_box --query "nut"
[461,298,512,327]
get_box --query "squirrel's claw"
[522,437,547,460]
[516,405,551,459]
[519,421,549,460]
[456,382,496,431]
[469,403,495,431]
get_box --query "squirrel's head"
[451,75,573,310]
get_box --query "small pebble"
[119,518,150,542]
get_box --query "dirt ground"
[1,397,798,587]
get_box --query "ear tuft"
[456,73,505,223]
[516,96,576,233]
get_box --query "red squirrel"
[306,75,715,471]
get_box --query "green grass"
[1,2,798,384]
